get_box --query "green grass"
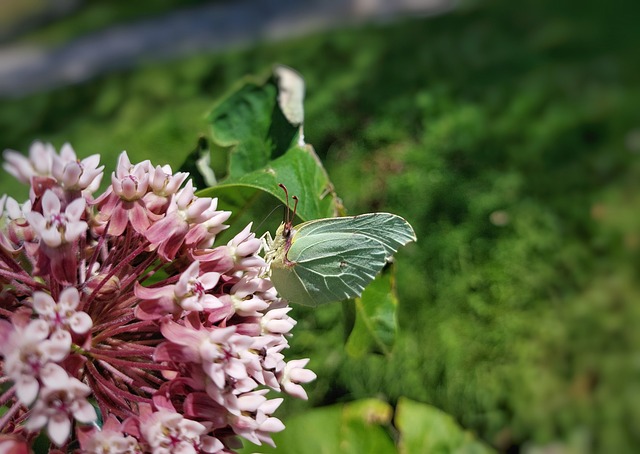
[1,0,639,451]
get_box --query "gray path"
[0,0,452,98]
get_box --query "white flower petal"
[65,197,86,221]
[39,363,69,388]
[69,311,93,334]
[41,228,62,247]
[73,400,97,423]
[32,292,56,316]
[41,191,61,217]
[47,413,72,446]
[26,318,50,341]
[259,416,285,433]
[16,375,39,405]
[25,412,48,432]
[59,287,80,310]
[43,330,71,361]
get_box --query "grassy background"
[1,0,639,451]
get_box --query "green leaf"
[178,136,217,189]
[206,71,300,179]
[198,144,342,223]
[395,398,496,454]
[345,265,398,357]
[196,66,342,240]
[240,398,395,454]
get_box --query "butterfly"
[264,185,416,306]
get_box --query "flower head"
[24,363,97,446]
[0,142,314,452]
[26,190,87,248]
[51,143,104,195]
[3,141,55,184]
[32,287,92,335]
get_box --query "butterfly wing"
[270,231,388,306]
[292,213,416,260]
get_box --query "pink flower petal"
[199,271,221,289]
[160,320,202,346]
[62,162,82,186]
[25,211,46,231]
[283,382,307,400]
[290,367,317,383]
[201,435,224,453]
[63,220,87,243]
[129,202,152,234]
[108,203,128,236]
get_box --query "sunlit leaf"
[395,398,495,454]
[239,399,395,454]
[199,144,342,223]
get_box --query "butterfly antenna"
[292,195,299,222]
[256,204,285,233]
[278,183,293,231]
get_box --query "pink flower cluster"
[0,142,316,453]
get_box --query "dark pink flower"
[144,164,189,213]
[145,181,230,260]
[135,261,222,320]
[94,151,158,236]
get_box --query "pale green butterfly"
[264,185,416,306]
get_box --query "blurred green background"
[1,0,639,452]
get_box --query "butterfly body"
[266,213,416,307]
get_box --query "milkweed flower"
[0,142,316,452]
[3,141,55,184]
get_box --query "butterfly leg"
[260,231,277,275]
